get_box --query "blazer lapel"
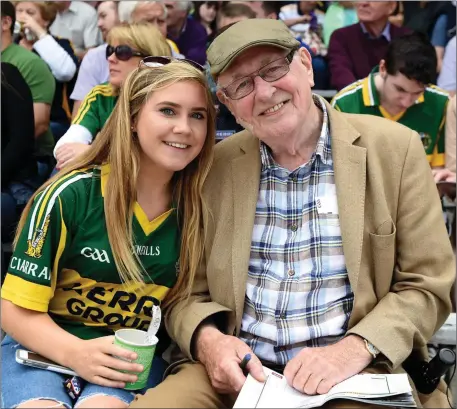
[328,106,367,292]
[231,133,261,331]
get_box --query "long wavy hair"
[15,62,216,310]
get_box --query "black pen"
[239,353,251,376]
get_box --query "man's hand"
[195,325,265,394]
[432,168,456,183]
[283,335,373,395]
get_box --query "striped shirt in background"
[239,95,354,366]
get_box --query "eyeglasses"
[106,45,146,61]
[139,56,205,72]
[220,48,298,100]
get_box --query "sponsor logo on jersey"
[81,247,111,263]
[134,245,160,256]
[25,214,51,259]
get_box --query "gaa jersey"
[331,68,449,167]
[72,82,118,137]
[2,164,180,344]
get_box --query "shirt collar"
[260,94,331,171]
[362,65,425,108]
[360,22,391,42]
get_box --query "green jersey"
[72,83,118,137]
[331,70,449,167]
[2,164,179,343]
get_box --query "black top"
[1,62,37,185]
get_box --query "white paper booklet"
[234,367,417,408]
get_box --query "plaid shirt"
[239,95,354,365]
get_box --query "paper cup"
[114,328,158,390]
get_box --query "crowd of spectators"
[1,0,456,251]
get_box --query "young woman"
[15,1,79,141]
[1,58,215,408]
[192,1,219,37]
[54,22,171,170]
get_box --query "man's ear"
[216,89,228,106]
[298,47,314,88]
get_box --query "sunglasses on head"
[139,56,205,72]
[106,45,146,61]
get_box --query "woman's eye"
[191,112,205,120]
[160,108,175,116]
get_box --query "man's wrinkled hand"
[283,335,373,396]
[195,326,265,394]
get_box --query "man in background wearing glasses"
[130,19,454,409]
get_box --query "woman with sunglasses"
[53,22,171,170]
[1,57,215,408]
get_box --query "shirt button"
[280,313,287,320]
[290,224,298,232]
[292,176,298,182]
[287,269,295,277]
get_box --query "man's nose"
[253,75,275,101]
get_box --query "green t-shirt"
[331,69,449,167]
[72,83,118,137]
[2,164,180,345]
[1,43,56,157]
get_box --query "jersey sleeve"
[1,174,79,312]
[71,85,105,136]
[430,100,448,168]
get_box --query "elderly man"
[130,19,454,409]
[328,1,410,90]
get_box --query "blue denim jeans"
[1,335,167,408]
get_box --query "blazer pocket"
[369,220,397,249]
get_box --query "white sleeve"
[53,124,94,158]
[33,34,77,82]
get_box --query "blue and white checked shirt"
[239,95,354,365]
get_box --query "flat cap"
[207,19,300,76]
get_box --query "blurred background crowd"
[1,0,456,262]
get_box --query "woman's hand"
[20,14,47,39]
[55,143,91,169]
[68,336,144,388]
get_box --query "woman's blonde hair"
[15,62,216,311]
[107,22,171,60]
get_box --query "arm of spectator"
[70,47,107,117]
[72,100,83,121]
[346,130,454,370]
[327,29,357,91]
[33,103,52,139]
[437,37,456,95]
[281,15,312,27]
[2,64,35,186]
[33,35,77,82]
[445,96,456,173]
[53,124,93,158]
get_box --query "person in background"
[50,1,102,59]
[217,2,256,30]
[130,1,182,57]
[236,1,280,19]
[279,1,325,33]
[55,23,171,169]
[1,59,215,409]
[15,1,79,142]
[192,2,219,37]
[69,0,119,120]
[438,36,456,96]
[332,32,449,169]
[129,18,454,409]
[1,63,36,241]
[328,1,410,91]
[164,1,207,65]
[322,1,358,46]
[1,0,55,182]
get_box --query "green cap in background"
[207,19,301,77]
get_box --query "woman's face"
[134,80,208,175]
[15,2,47,28]
[107,41,144,87]
[199,3,217,24]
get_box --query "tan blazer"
[166,102,455,406]
[445,95,456,173]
